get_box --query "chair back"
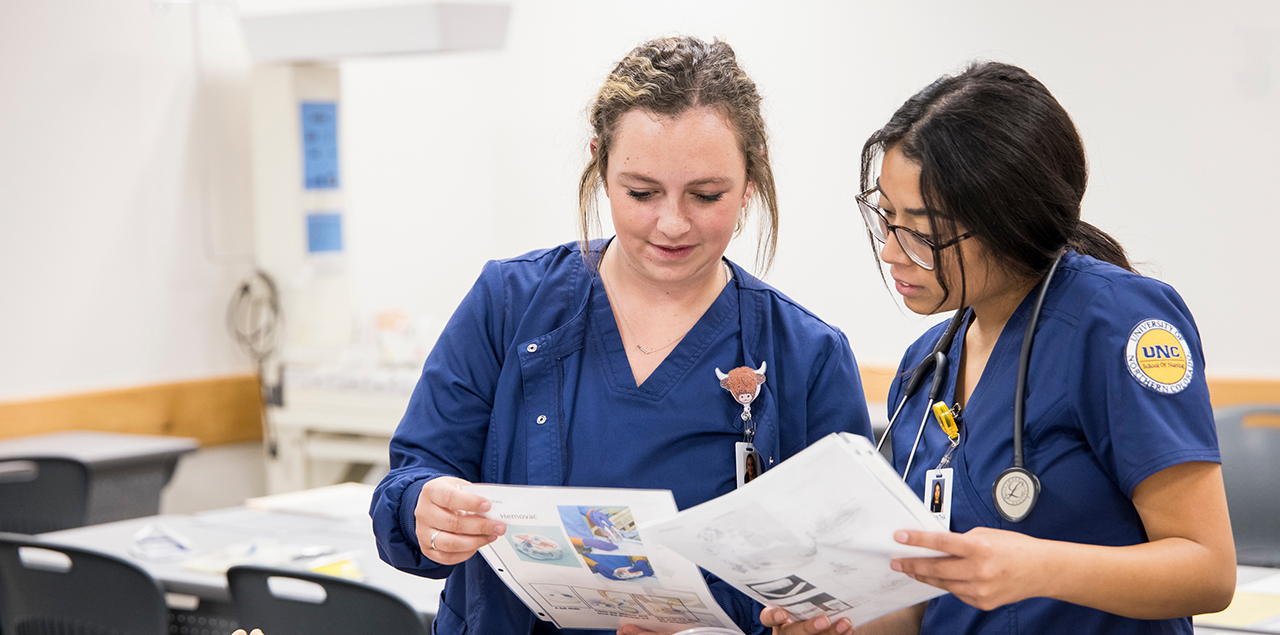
[0,457,91,534]
[1215,403,1280,567]
[0,534,168,635]
[227,565,428,635]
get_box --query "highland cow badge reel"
[716,362,767,488]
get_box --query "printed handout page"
[464,484,743,634]
[640,433,949,628]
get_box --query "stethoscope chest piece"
[992,466,1040,523]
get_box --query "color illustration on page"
[465,483,743,634]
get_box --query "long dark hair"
[860,61,1133,308]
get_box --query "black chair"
[0,457,91,534]
[227,565,429,635]
[0,533,168,635]
[1215,403,1280,567]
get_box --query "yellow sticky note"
[310,558,365,581]
[1195,593,1280,628]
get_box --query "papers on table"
[464,484,742,634]
[178,538,348,576]
[130,523,195,561]
[244,482,375,520]
[170,484,377,578]
[1196,570,1280,631]
[1242,573,1280,596]
[640,433,948,628]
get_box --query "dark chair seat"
[227,564,429,635]
[0,457,90,534]
[1215,403,1280,567]
[0,534,168,635]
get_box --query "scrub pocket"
[432,596,467,635]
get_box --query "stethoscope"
[875,250,1065,523]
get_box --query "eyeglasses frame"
[855,185,975,271]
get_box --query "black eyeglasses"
[855,185,974,271]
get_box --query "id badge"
[735,441,762,488]
[924,467,953,528]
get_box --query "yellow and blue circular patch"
[1125,319,1194,394]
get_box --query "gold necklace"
[601,261,726,356]
[618,303,687,355]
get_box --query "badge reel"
[715,362,767,488]
[923,401,961,528]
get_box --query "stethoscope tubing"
[901,401,935,481]
[875,393,910,453]
[1012,251,1065,469]
[876,310,965,467]
[879,250,1065,506]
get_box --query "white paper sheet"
[1241,573,1280,596]
[464,484,743,634]
[641,433,948,627]
[244,482,375,520]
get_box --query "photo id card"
[735,441,762,488]
[924,467,953,528]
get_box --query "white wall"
[160,441,267,513]
[3,0,1277,405]
[0,0,258,401]
[338,0,1280,377]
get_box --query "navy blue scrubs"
[888,251,1219,635]
[372,240,873,635]
[564,271,747,507]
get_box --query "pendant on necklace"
[636,341,673,355]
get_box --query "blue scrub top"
[887,251,1218,635]
[566,271,747,507]
[371,240,872,635]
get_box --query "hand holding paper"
[415,476,505,565]
[891,525,1047,611]
[462,484,743,634]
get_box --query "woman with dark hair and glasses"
[763,62,1234,635]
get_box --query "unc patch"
[1125,319,1193,394]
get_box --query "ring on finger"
[430,529,442,550]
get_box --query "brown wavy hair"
[578,36,779,275]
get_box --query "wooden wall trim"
[858,365,900,409]
[0,375,263,446]
[857,365,1280,427]
[1203,377,1280,427]
[0,368,1275,446]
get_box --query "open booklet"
[639,433,948,628]
[463,483,743,634]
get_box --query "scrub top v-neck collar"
[590,265,739,400]
[945,289,1042,417]
[904,292,1044,486]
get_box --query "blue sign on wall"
[306,212,343,253]
[301,102,339,190]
